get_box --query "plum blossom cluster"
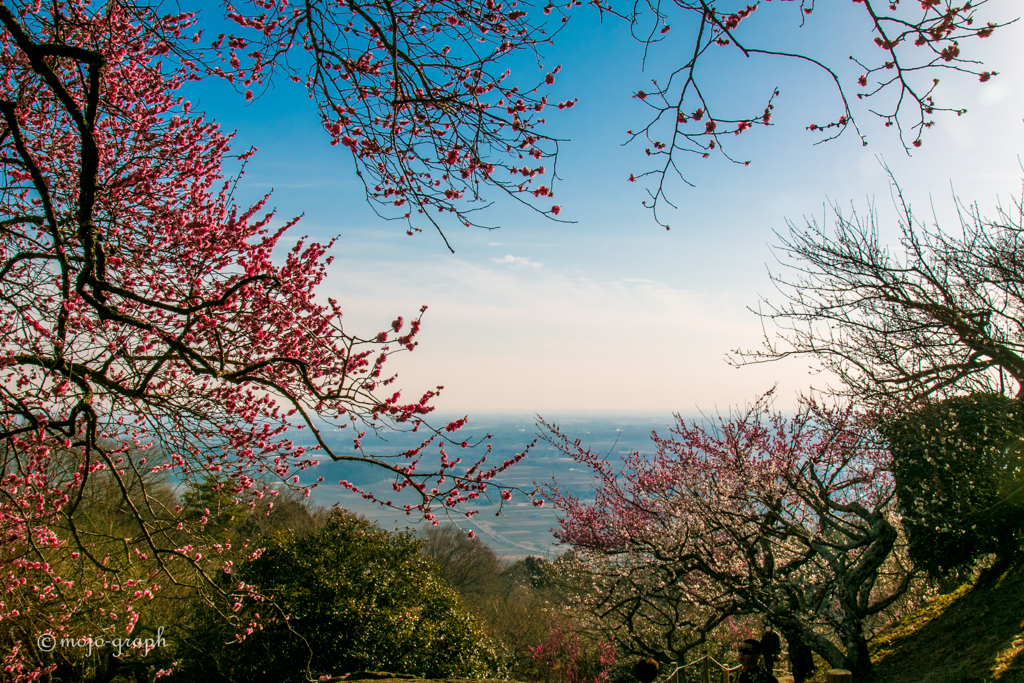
[850,0,1002,148]
[217,0,574,248]
[619,0,1009,228]
[337,430,542,525]
[529,619,616,683]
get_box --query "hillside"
[870,562,1024,683]
[328,564,1024,683]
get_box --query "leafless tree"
[421,524,504,597]
[736,174,1024,410]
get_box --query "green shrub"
[177,511,504,682]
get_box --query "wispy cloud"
[491,254,542,268]
[318,254,826,413]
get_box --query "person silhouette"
[760,629,782,676]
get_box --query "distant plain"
[296,413,693,557]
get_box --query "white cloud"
[491,254,543,268]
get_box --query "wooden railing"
[660,651,792,683]
[661,657,852,683]
[660,654,743,683]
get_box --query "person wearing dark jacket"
[736,639,778,683]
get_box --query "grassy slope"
[869,563,1024,683]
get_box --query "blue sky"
[184,2,1024,415]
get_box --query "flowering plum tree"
[606,0,1012,227]
[0,1,534,677]
[217,0,572,249]
[541,395,918,682]
[528,618,616,683]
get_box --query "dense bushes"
[176,511,503,683]
[421,525,562,680]
[885,393,1024,577]
[26,467,522,683]
[420,526,625,683]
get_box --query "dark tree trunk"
[841,633,874,682]
[779,628,815,683]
